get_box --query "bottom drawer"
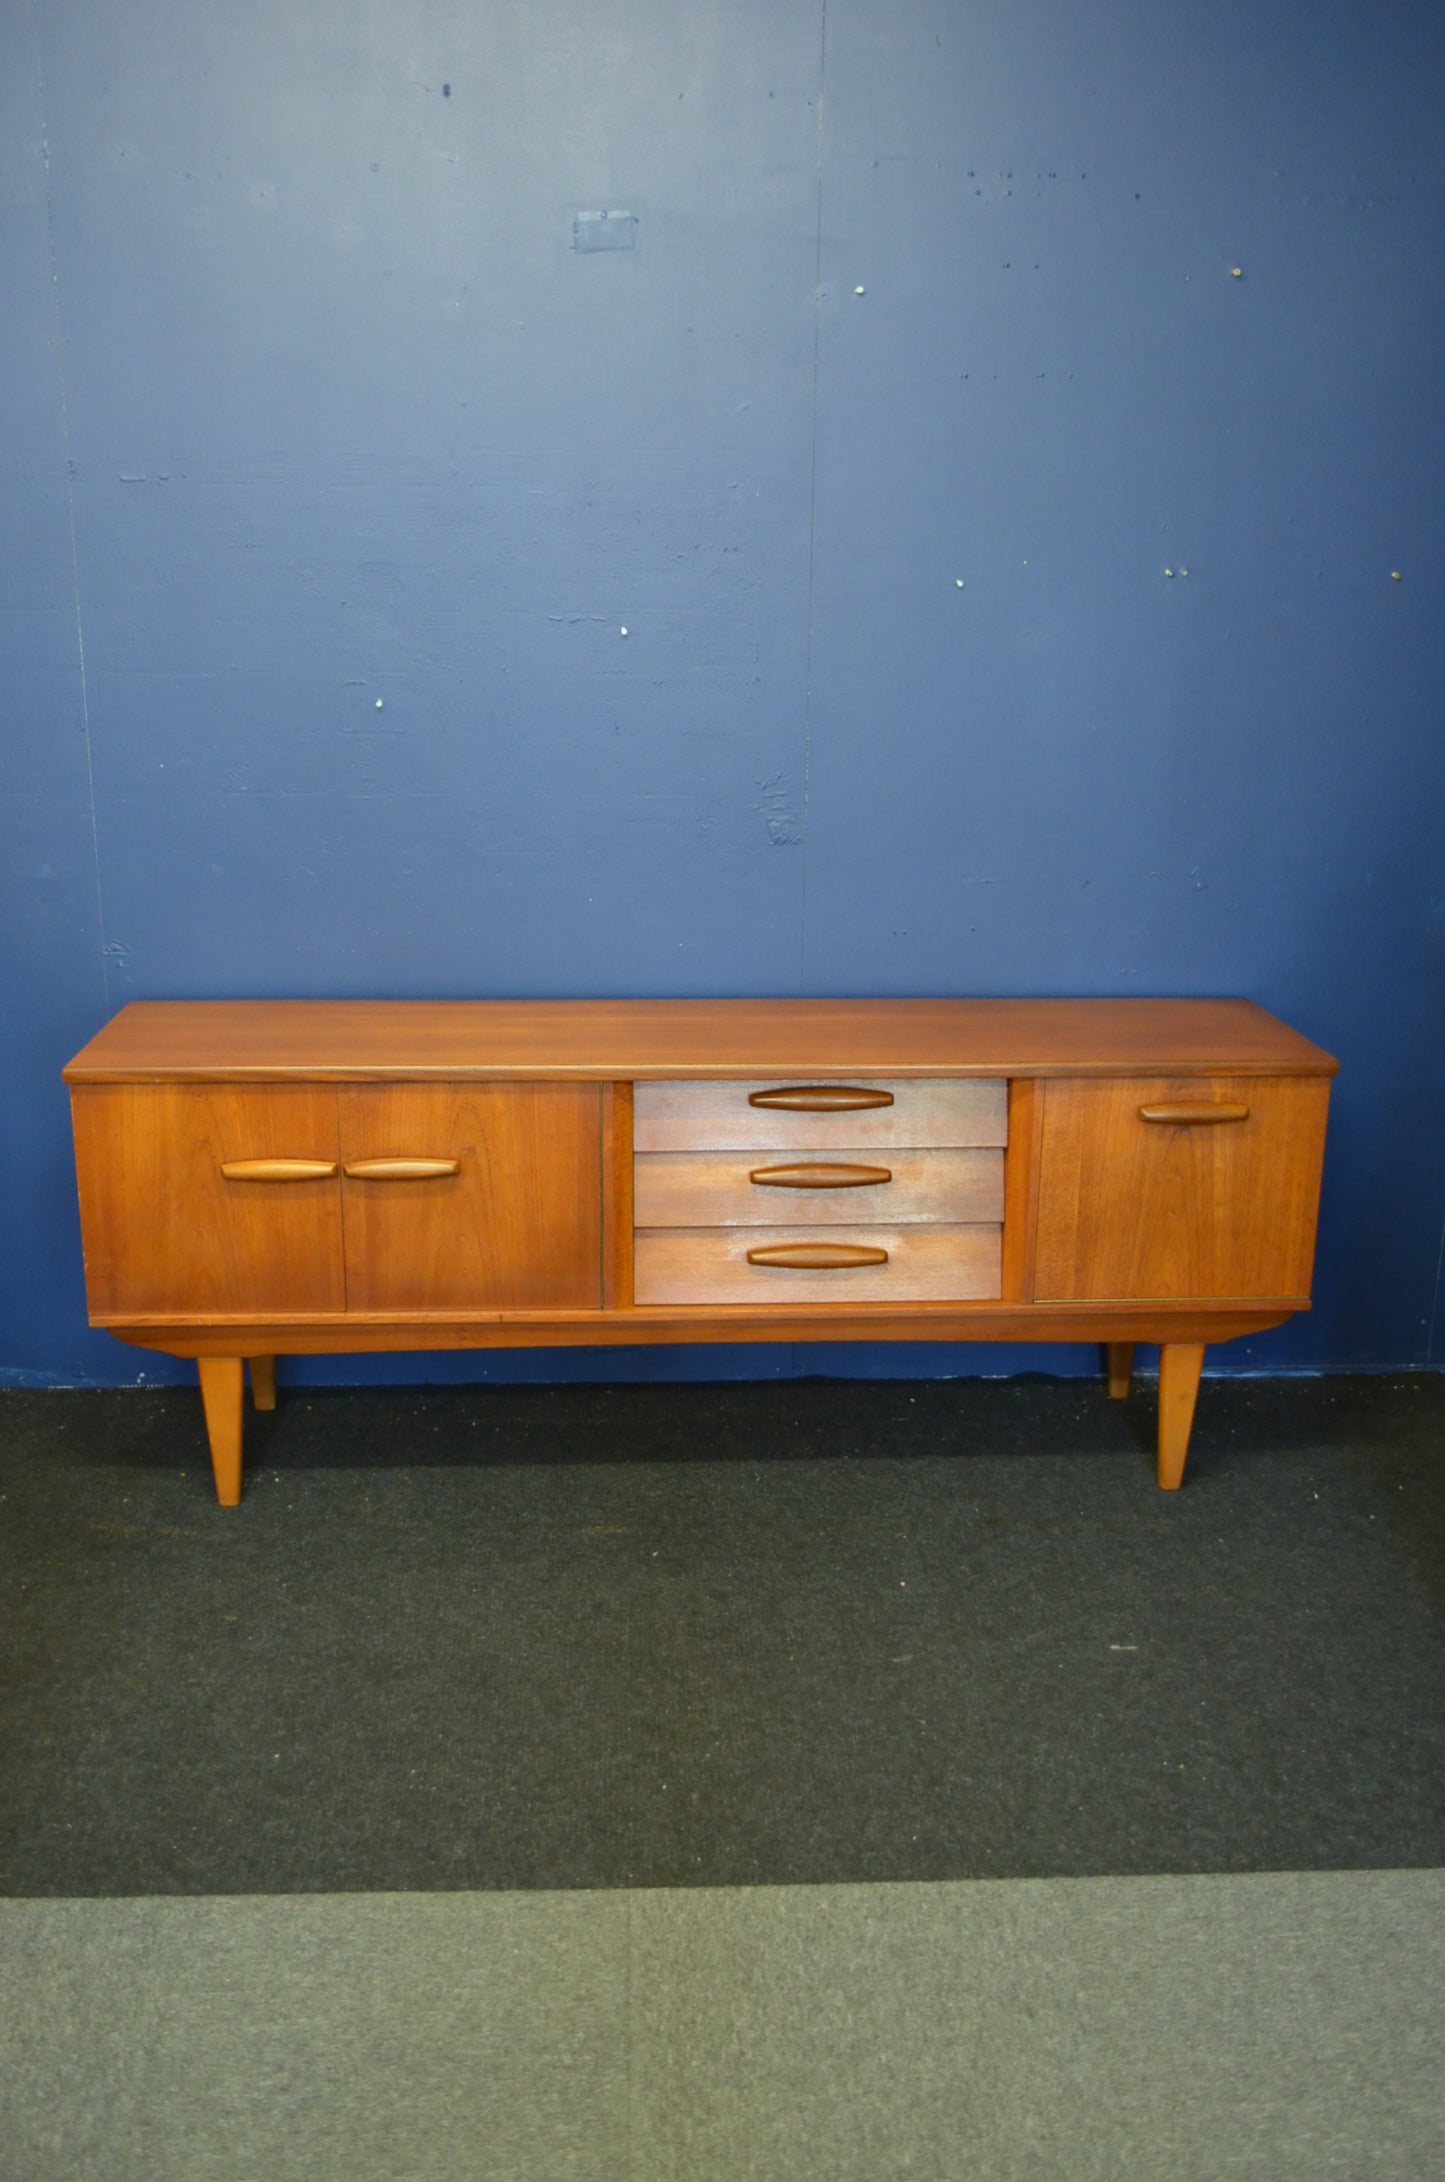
[634,1224,1001,1305]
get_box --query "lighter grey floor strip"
[3,1871,1442,2182]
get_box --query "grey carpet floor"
[2,1375,1442,1893]
[4,1871,1442,2181]
[3,1375,1442,2178]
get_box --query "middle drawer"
[634,1147,1004,1228]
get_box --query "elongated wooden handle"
[748,1085,894,1111]
[749,1162,893,1189]
[745,1242,890,1269]
[1138,1103,1250,1126]
[342,1157,460,1179]
[220,1158,338,1182]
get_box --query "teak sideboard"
[63,998,1336,1505]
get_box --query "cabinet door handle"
[1138,1103,1251,1126]
[220,1159,338,1182]
[748,1086,894,1112]
[746,1242,890,1269]
[342,1157,460,1180]
[749,1162,893,1189]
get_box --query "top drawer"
[634,1078,1007,1151]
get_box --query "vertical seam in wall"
[1426,1199,1445,1369]
[798,0,828,996]
[36,37,109,1015]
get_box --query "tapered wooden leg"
[1157,1343,1206,1491]
[248,1355,277,1411]
[198,1356,245,1507]
[1105,1342,1135,1399]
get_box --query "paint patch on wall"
[573,210,637,253]
[753,774,803,848]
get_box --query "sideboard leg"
[1156,1343,1206,1490]
[248,1355,277,1411]
[1105,1342,1135,1399]
[198,1357,245,1507]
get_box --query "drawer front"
[1032,1075,1331,1302]
[338,1082,602,1311]
[70,1084,345,1317]
[634,1147,1004,1228]
[633,1078,1007,1152]
[634,1224,1002,1305]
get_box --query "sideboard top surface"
[64,998,1339,1084]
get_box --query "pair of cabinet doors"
[70,1082,602,1316]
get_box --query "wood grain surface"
[197,1356,244,1506]
[1000,1077,1041,1305]
[633,1148,1004,1226]
[336,1083,602,1311]
[70,1084,345,1317]
[63,998,1339,1083]
[634,1223,1002,1305]
[601,1081,633,1310]
[1157,1343,1207,1489]
[633,1078,1008,1151]
[1032,1076,1331,1302]
[105,1305,1296,1353]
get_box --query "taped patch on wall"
[573,209,637,252]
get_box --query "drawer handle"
[748,1086,894,1112]
[1138,1103,1251,1126]
[220,1159,338,1182]
[746,1243,890,1270]
[342,1157,461,1180]
[749,1162,893,1190]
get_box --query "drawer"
[633,1078,1007,1151]
[634,1147,1004,1227]
[634,1224,1002,1305]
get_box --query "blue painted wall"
[5,0,1443,1386]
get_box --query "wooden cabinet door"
[337,1083,602,1312]
[1032,1076,1330,1302]
[70,1084,345,1317]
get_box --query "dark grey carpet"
[2,1374,1442,1895]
